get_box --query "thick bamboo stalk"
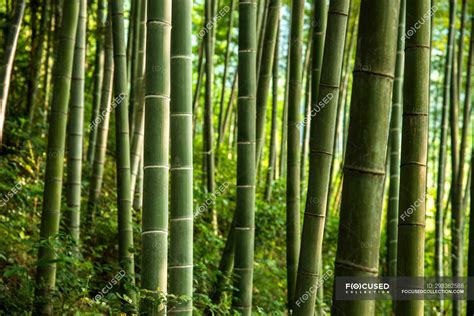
[396,0,431,314]
[34,1,80,314]
[332,0,400,314]
[169,0,193,313]
[141,0,171,314]
[232,0,257,314]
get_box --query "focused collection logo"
[345,282,390,294]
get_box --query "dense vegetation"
[0,0,472,315]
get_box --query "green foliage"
[0,0,472,314]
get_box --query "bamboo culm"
[34,1,80,314]
[286,0,305,308]
[255,0,280,166]
[141,0,171,314]
[65,0,87,245]
[333,0,400,314]
[129,0,146,198]
[265,24,280,201]
[0,0,26,145]
[86,18,114,225]
[232,0,257,314]
[386,0,405,281]
[204,0,217,233]
[169,0,194,313]
[217,0,236,149]
[86,0,106,163]
[435,0,456,293]
[396,0,431,314]
[109,0,136,306]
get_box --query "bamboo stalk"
[232,0,257,313]
[333,0,400,314]
[109,0,136,306]
[34,1,80,313]
[141,0,171,313]
[396,0,431,314]
[0,0,26,145]
[169,0,193,313]
[65,0,87,245]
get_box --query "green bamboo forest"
[0,0,473,314]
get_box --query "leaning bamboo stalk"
[295,0,347,312]
[326,1,358,214]
[0,0,26,145]
[265,24,280,201]
[255,0,280,165]
[333,0,400,314]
